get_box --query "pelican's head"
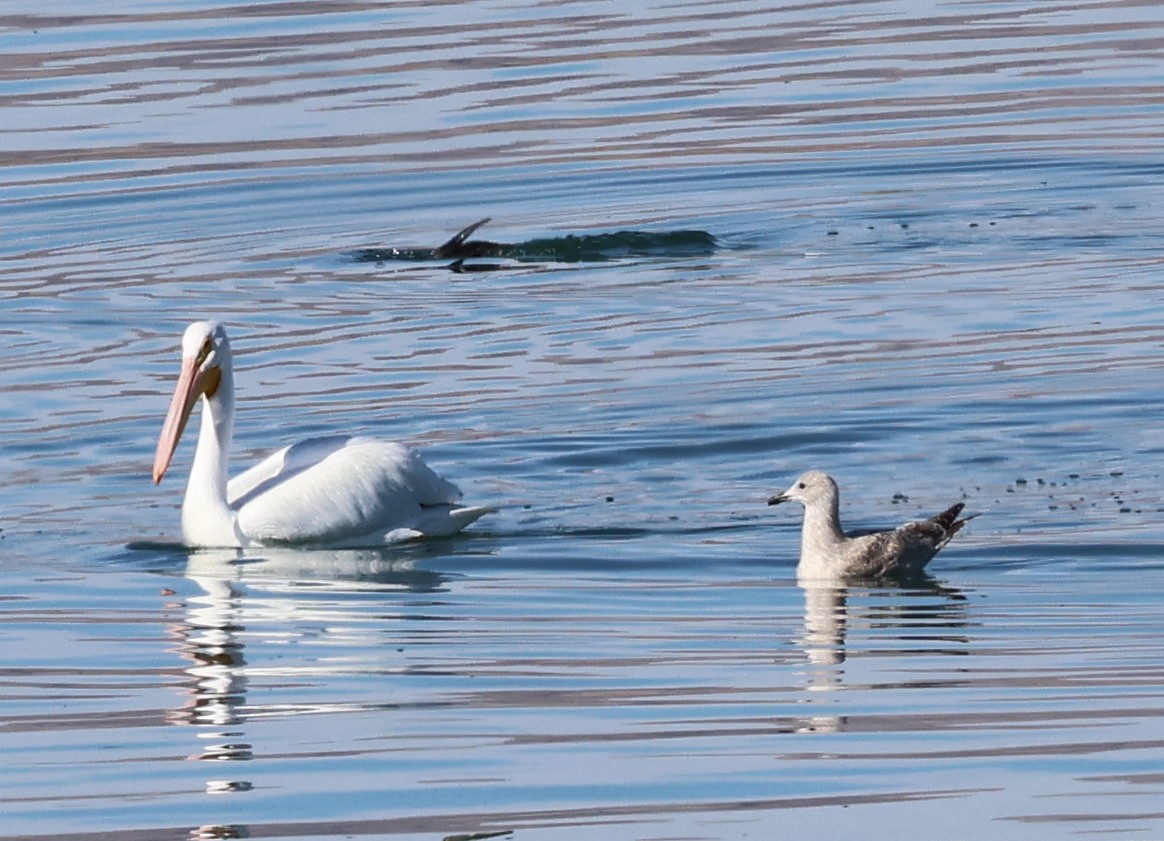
[768,470,838,508]
[152,321,232,484]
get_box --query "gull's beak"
[152,356,219,484]
[768,492,790,506]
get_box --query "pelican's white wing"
[227,435,361,505]
[228,436,491,547]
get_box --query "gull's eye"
[798,482,806,489]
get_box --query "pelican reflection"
[167,546,454,790]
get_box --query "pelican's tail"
[413,504,498,538]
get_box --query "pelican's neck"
[181,377,241,547]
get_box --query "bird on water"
[768,470,970,581]
[152,321,493,548]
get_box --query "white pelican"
[152,321,494,548]
[768,470,970,581]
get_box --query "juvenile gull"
[768,470,970,581]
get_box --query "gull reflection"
[796,577,970,733]
[189,825,247,840]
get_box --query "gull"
[768,470,969,580]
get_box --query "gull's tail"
[932,502,977,546]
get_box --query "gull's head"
[152,321,232,484]
[768,470,838,508]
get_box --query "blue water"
[3,1,1164,839]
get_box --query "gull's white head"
[768,470,839,508]
[152,321,232,484]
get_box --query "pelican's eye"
[196,337,213,365]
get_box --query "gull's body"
[768,470,968,581]
[152,321,493,548]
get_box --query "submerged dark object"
[351,217,718,267]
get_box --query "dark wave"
[350,217,719,266]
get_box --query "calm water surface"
[2,1,1164,839]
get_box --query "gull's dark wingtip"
[933,501,965,531]
[931,501,979,545]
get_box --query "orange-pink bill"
[152,357,219,484]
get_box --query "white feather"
[153,322,494,549]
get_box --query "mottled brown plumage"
[768,470,970,580]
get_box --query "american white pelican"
[768,470,970,581]
[152,321,493,548]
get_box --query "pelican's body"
[768,470,969,581]
[153,321,493,548]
